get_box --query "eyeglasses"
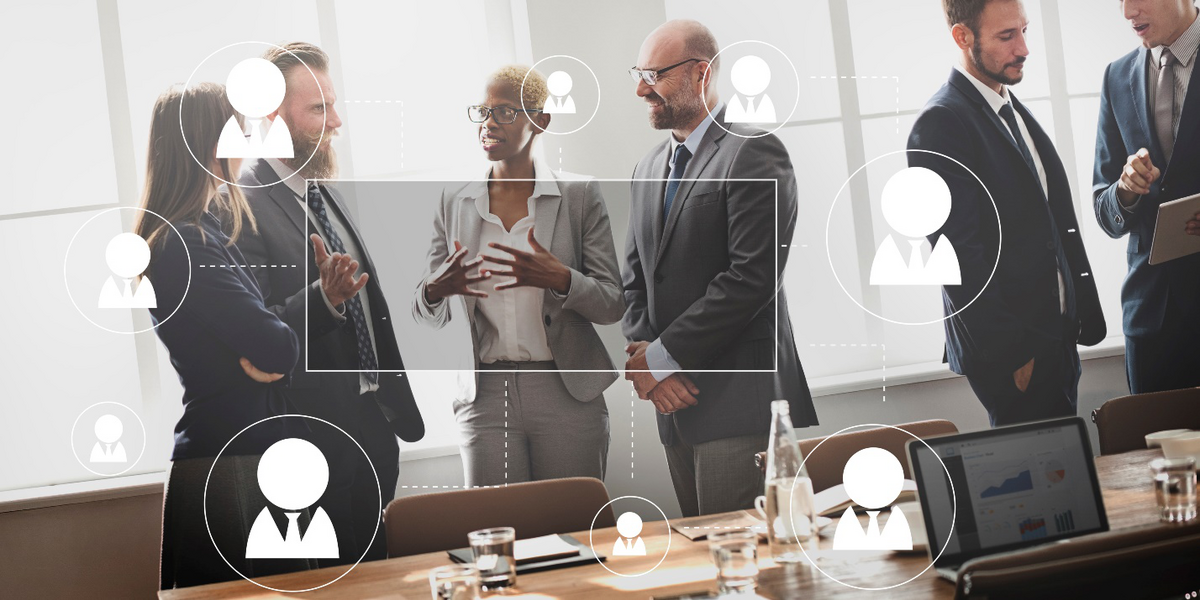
[467,105,541,124]
[628,58,705,86]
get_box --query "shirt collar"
[669,101,726,161]
[955,64,1011,115]
[266,158,308,200]
[1152,8,1200,68]
[458,155,562,207]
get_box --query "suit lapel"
[948,70,1042,198]
[457,182,487,319]
[657,108,728,267]
[1128,48,1165,167]
[1167,46,1200,171]
[254,159,308,236]
[641,143,670,269]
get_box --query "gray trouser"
[456,361,609,487]
[664,419,768,517]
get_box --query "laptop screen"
[908,417,1109,567]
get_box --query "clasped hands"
[624,341,700,415]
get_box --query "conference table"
[161,448,1173,599]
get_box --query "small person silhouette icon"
[89,414,128,463]
[612,511,648,556]
[869,167,961,286]
[544,70,577,114]
[216,58,294,159]
[725,55,777,124]
[98,233,157,309]
[245,438,339,559]
[832,447,913,551]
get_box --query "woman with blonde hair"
[142,82,357,588]
[413,66,624,486]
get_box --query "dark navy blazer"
[1093,46,1200,338]
[909,69,1106,377]
[150,211,299,460]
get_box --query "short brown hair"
[262,42,329,89]
[943,0,992,33]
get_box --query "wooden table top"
[160,448,1169,599]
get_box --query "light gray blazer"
[413,163,624,403]
[623,106,816,447]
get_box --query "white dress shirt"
[954,66,1065,315]
[473,187,555,363]
[266,158,380,393]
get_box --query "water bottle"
[760,399,817,563]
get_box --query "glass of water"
[468,527,516,591]
[708,528,759,594]
[1151,457,1197,523]
[429,564,480,600]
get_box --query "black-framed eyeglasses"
[628,58,705,86]
[467,104,542,124]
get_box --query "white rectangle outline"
[304,177,781,374]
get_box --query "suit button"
[544,315,551,326]
[654,274,664,284]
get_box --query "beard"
[971,39,1024,86]
[287,126,339,180]
[646,88,706,130]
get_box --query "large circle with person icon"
[790,423,956,591]
[825,149,1001,325]
[701,40,801,139]
[203,414,381,593]
[70,401,147,477]
[520,55,601,135]
[180,41,326,188]
[64,206,191,334]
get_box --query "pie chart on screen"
[1045,460,1066,484]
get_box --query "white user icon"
[544,70,577,114]
[89,414,128,463]
[725,55,776,124]
[245,438,339,559]
[832,447,913,551]
[98,232,157,309]
[869,167,961,286]
[612,511,647,556]
[216,57,294,159]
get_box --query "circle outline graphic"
[825,149,1002,326]
[789,423,957,591]
[701,40,801,139]
[521,54,601,136]
[202,414,381,594]
[180,41,326,189]
[64,206,191,335]
[69,401,147,477]
[589,495,671,578]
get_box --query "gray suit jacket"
[623,107,816,446]
[413,164,624,402]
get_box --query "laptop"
[906,417,1109,581]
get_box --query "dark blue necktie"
[307,183,379,384]
[663,144,692,222]
[998,105,1077,319]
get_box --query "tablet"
[1149,192,1200,265]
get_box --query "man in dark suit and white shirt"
[622,20,815,517]
[234,42,424,564]
[909,0,1105,427]
[1094,0,1200,394]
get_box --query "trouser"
[664,418,768,518]
[456,361,609,487]
[1126,331,1200,395]
[965,339,1081,428]
[161,455,317,589]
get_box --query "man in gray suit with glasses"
[622,20,816,517]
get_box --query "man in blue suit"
[910,0,1106,427]
[1094,0,1200,394]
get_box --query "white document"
[513,534,580,562]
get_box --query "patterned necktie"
[1155,48,1177,163]
[307,183,379,384]
[663,143,693,222]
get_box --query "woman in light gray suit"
[413,65,624,486]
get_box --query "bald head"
[640,19,720,74]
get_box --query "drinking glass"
[1151,457,1197,523]
[708,528,759,594]
[468,527,517,590]
[429,564,480,600]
